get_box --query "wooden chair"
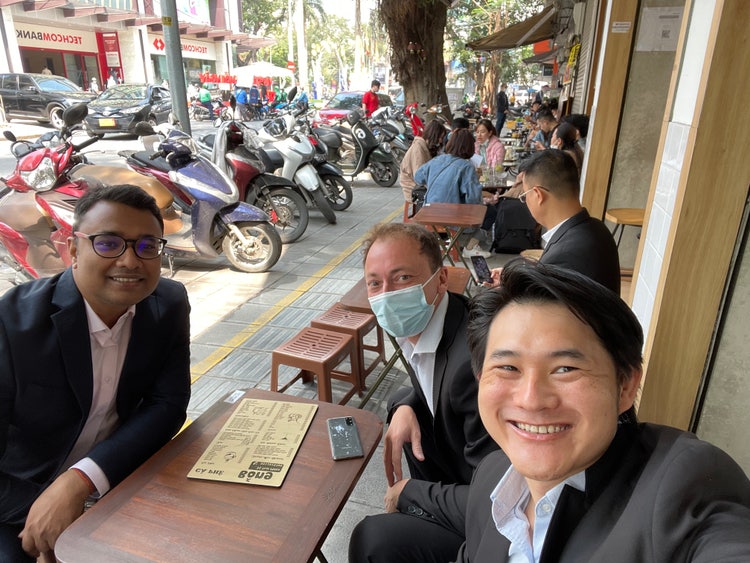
[310,304,385,390]
[270,327,359,404]
[446,266,472,296]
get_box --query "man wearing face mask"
[349,223,497,563]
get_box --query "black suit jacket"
[390,292,497,486]
[540,208,621,294]
[0,269,191,526]
[455,423,750,562]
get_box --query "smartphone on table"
[327,416,364,460]
[470,255,493,285]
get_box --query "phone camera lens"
[346,417,353,425]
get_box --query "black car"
[0,73,96,129]
[85,84,172,135]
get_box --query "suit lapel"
[431,293,462,413]
[51,270,93,417]
[542,209,590,255]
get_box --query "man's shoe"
[462,247,492,259]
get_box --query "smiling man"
[0,185,191,562]
[456,260,750,562]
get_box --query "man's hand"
[384,478,410,513]
[19,470,89,558]
[383,405,423,486]
[483,267,503,288]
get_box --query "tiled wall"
[631,121,689,337]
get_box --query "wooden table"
[412,202,487,270]
[55,389,383,563]
[605,207,645,246]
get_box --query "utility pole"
[160,0,191,135]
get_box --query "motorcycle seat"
[69,165,182,235]
[198,133,215,149]
[314,128,342,150]
[130,151,172,173]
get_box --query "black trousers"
[349,512,464,563]
[0,523,35,562]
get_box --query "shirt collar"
[541,215,573,246]
[84,300,136,345]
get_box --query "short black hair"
[371,79,381,87]
[73,184,164,232]
[467,259,643,385]
[522,149,580,199]
[451,117,470,130]
[562,113,590,138]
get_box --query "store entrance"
[20,48,100,90]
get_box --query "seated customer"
[415,128,482,205]
[348,223,497,563]
[561,113,590,151]
[526,109,558,150]
[489,149,620,294]
[474,119,505,170]
[453,261,750,561]
[0,185,191,561]
[399,120,447,205]
[551,122,584,173]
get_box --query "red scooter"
[0,104,100,281]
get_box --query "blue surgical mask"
[368,269,441,338]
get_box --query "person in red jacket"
[362,80,380,117]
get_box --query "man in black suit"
[349,223,497,562]
[449,261,750,562]
[491,149,621,294]
[0,185,191,562]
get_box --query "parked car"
[84,84,172,135]
[315,91,392,125]
[0,73,96,129]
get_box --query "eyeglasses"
[75,232,167,260]
[518,185,550,203]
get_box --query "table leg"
[357,334,409,408]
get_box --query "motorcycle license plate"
[98,118,116,127]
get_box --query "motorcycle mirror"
[230,94,236,111]
[3,131,17,143]
[63,103,89,127]
[134,121,157,137]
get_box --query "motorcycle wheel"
[222,222,282,273]
[257,188,309,244]
[370,161,399,187]
[311,188,337,224]
[320,174,353,211]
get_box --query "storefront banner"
[148,34,215,61]
[151,0,210,26]
[14,21,98,52]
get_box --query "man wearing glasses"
[490,150,620,294]
[0,185,191,562]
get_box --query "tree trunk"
[379,0,449,119]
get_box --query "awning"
[523,47,560,65]
[467,5,556,51]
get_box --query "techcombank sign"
[14,21,98,52]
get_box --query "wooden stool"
[520,248,544,261]
[270,327,359,404]
[311,304,385,390]
[605,208,645,246]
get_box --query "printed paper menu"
[188,398,317,487]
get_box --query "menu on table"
[188,398,317,487]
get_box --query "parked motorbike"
[252,111,338,224]
[368,106,411,164]
[295,113,353,211]
[313,110,399,187]
[404,102,425,138]
[105,122,283,273]
[0,104,100,281]
[196,106,310,244]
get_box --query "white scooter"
[251,111,337,224]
